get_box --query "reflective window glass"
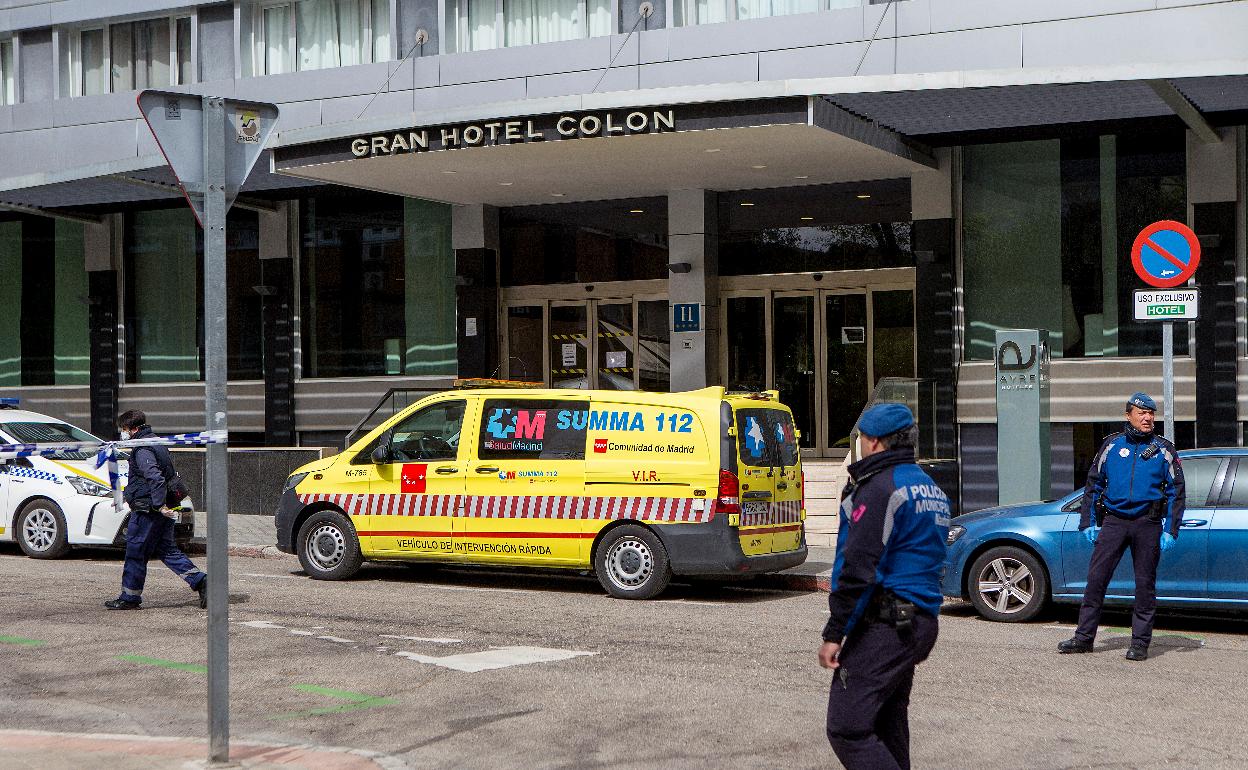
[1184,456,1222,508]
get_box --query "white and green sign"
[1133,289,1199,321]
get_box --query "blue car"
[943,448,1248,622]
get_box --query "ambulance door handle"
[777,482,788,491]
[742,491,772,500]
[436,467,459,475]
[475,466,500,474]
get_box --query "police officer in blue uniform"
[1058,392,1184,661]
[104,410,208,611]
[818,403,951,770]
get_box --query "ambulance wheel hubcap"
[308,524,345,570]
[607,538,653,590]
[23,509,57,552]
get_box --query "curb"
[754,572,831,592]
[185,542,289,560]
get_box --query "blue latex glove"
[1084,526,1100,545]
[1160,532,1176,552]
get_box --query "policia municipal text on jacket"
[1058,392,1184,662]
[104,410,208,611]
[817,403,951,770]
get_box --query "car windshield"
[0,421,103,461]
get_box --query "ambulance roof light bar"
[726,390,779,401]
[0,397,20,409]
[453,378,544,390]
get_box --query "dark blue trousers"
[118,511,204,604]
[826,612,939,770]
[1075,514,1162,646]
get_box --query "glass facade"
[718,182,914,276]
[500,198,668,286]
[0,218,90,386]
[301,193,456,378]
[962,129,1187,361]
[251,0,391,75]
[0,38,14,105]
[448,0,611,52]
[125,208,264,382]
[677,0,856,26]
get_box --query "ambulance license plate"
[743,502,768,516]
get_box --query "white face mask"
[119,430,131,441]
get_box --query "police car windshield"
[0,421,101,461]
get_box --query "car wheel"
[16,500,71,559]
[594,525,671,600]
[296,510,363,580]
[967,546,1048,622]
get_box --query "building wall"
[3,0,1247,180]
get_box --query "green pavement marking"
[276,684,396,720]
[0,636,45,646]
[116,655,208,674]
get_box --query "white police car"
[0,399,193,558]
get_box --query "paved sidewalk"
[0,730,404,770]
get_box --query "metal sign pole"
[1162,321,1175,441]
[202,95,231,763]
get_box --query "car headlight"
[946,525,966,546]
[283,472,309,493]
[68,475,113,498]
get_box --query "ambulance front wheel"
[16,499,70,559]
[296,510,364,580]
[595,525,671,600]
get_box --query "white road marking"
[394,646,596,673]
[428,584,531,595]
[1043,625,1075,630]
[240,573,301,580]
[289,630,316,636]
[666,599,724,607]
[237,620,285,630]
[380,635,462,644]
[317,635,356,644]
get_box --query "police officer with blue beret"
[818,403,951,770]
[1058,392,1183,661]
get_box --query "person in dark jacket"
[105,410,207,610]
[818,403,951,770]
[1058,392,1183,661]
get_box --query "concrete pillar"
[259,202,296,445]
[452,204,500,379]
[667,190,718,392]
[86,215,119,438]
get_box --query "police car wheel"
[594,525,671,600]
[296,510,363,580]
[968,546,1048,623]
[16,500,71,559]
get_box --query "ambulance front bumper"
[274,487,303,554]
[654,515,808,576]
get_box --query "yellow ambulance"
[274,383,807,598]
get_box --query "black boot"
[1058,637,1093,654]
[196,579,208,610]
[1125,643,1149,661]
[105,598,142,610]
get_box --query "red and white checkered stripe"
[298,493,710,523]
[740,500,803,528]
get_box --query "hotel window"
[961,128,1187,361]
[252,0,391,76]
[446,0,611,52]
[66,16,194,97]
[1,37,15,105]
[675,0,855,26]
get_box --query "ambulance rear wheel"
[17,500,71,559]
[595,525,671,600]
[297,510,363,580]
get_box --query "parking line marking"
[117,655,207,674]
[380,635,462,644]
[237,620,285,630]
[0,636,45,646]
[317,635,356,644]
[240,573,301,580]
[394,645,596,673]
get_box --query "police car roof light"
[0,397,19,409]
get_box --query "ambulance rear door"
[734,407,803,555]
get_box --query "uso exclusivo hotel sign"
[349,108,677,157]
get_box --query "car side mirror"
[371,434,392,465]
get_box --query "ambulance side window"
[479,399,588,460]
[387,400,466,463]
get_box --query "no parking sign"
[1131,220,1200,288]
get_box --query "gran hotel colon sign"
[349,108,677,157]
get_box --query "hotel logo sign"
[349,109,677,158]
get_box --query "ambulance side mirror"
[371,433,392,464]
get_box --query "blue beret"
[858,403,914,438]
[1127,392,1157,412]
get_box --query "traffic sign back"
[1131,220,1200,288]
